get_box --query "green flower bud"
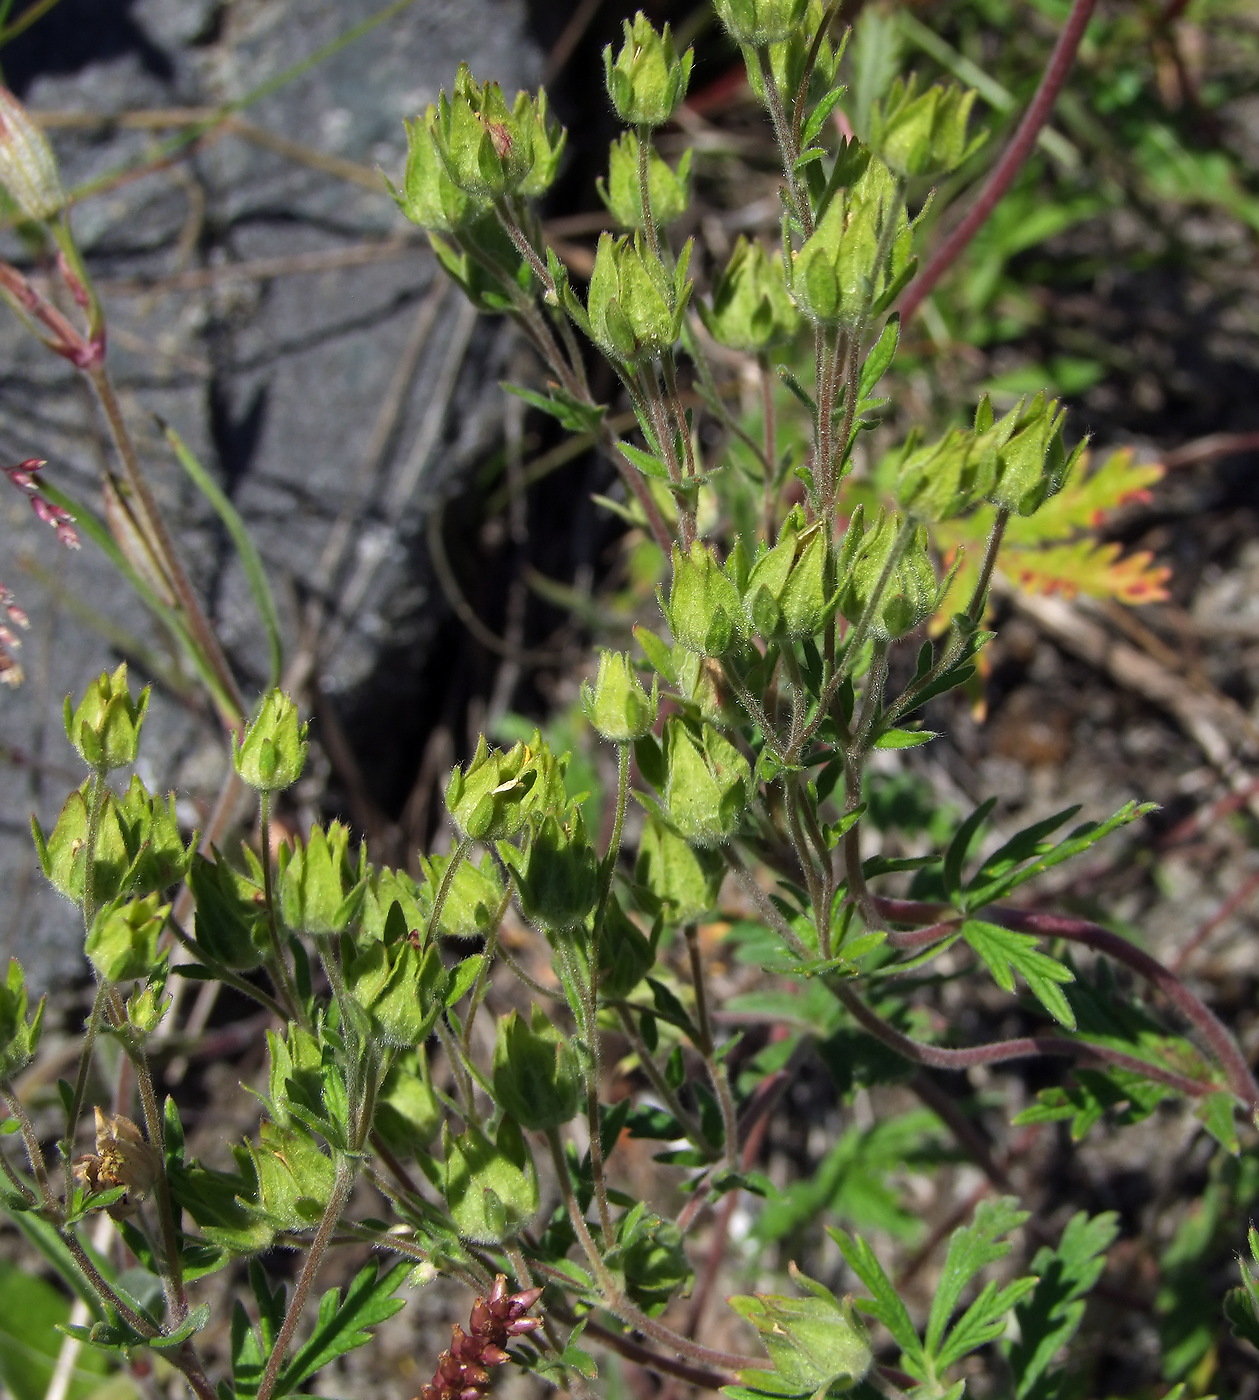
[346,908,447,1048]
[837,508,943,640]
[744,0,838,111]
[85,893,169,984]
[597,895,654,998]
[503,810,601,934]
[234,690,308,793]
[374,1047,441,1155]
[743,515,838,640]
[983,391,1086,516]
[391,106,481,231]
[246,1121,336,1229]
[126,972,168,1038]
[116,777,195,896]
[615,1204,692,1314]
[660,541,744,656]
[586,231,692,365]
[663,718,752,847]
[188,850,266,970]
[492,1008,582,1131]
[714,0,810,47]
[0,86,64,221]
[582,649,658,742]
[63,664,149,771]
[603,14,693,127]
[730,1280,872,1392]
[31,780,131,906]
[432,64,536,200]
[444,733,567,841]
[598,131,692,231]
[0,960,44,1077]
[699,236,796,353]
[514,86,567,198]
[636,817,724,922]
[443,1116,539,1245]
[895,425,989,523]
[868,77,983,180]
[790,152,910,327]
[276,821,365,938]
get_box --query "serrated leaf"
[1009,1211,1119,1400]
[934,1274,1038,1372]
[961,919,1076,1028]
[933,449,1171,619]
[830,1227,924,1368]
[281,1262,409,1390]
[925,1196,1029,1360]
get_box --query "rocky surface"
[0,0,542,983]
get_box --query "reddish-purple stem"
[827,978,1215,1098]
[992,907,1259,1105]
[898,0,1099,325]
[869,892,1259,1106]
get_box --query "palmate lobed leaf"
[925,1196,1030,1360]
[280,1261,410,1392]
[961,919,1075,1028]
[1008,1211,1119,1400]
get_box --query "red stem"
[869,893,1259,1106]
[991,907,1259,1105]
[827,978,1215,1097]
[897,0,1099,324]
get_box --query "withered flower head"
[417,1275,543,1400]
[72,1107,160,1218]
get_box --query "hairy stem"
[825,977,1218,1097]
[254,1152,358,1400]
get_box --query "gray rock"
[0,0,541,986]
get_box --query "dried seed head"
[414,1276,542,1400]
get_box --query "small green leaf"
[961,919,1076,1028]
[446,954,486,1007]
[872,727,938,749]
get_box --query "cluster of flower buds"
[417,1276,543,1400]
[5,457,78,549]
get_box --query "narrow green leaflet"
[942,799,997,905]
[1008,1211,1119,1400]
[962,802,1155,910]
[961,920,1075,1028]
[280,1261,410,1392]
